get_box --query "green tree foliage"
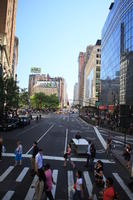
[19,88,30,108]
[30,92,59,110]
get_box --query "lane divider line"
[68,171,74,200]
[25,124,54,154]
[64,128,68,154]
[24,175,38,200]
[94,126,107,150]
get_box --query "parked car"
[0,118,18,131]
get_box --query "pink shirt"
[45,169,53,191]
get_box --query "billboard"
[31,67,41,73]
[37,81,58,88]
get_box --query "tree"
[5,77,19,112]
[0,76,5,119]
[19,88,30,108]
[30,93,59,110]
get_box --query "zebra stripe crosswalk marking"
[51,169,58,198]
[16,167,29,182]
[83,171,97,200]
[68,171,74,200]
[24,175,38,200]
[113,173,133,200]
[0,166,14,182]
[2,191,15,200]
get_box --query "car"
[0,118,17,131]
[19,116,31,127]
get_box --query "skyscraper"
[0,0,17,77]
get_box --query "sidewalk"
[80,116,133,176]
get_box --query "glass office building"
[101,0,133,106]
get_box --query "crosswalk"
[0,165,133,200]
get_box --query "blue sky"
[16,0,112,100]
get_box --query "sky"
[16,0,112,101]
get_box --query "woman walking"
[73,170,84,200]
[44,163,55,200]
[14,140,23,166]
[124,143,132,169]
[64,144,75,168]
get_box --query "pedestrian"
[124,143,132,169]
[73,170,84,200]
[98,177,117,200]
[90,143,96,170]
[31,141,39,175]
[14,140,23,166]
[35,148,44,179]
[0,137,3,161]
[85,140,91,167]
[64,144,75,168]
[105,134,112,158]
[34,167,46,200]
[44,163,55,200]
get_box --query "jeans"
[73,190,82,200]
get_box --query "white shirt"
[35,152,43,169]
[87,143,91,155]
[16,144,23,154]
[76,178,83,191]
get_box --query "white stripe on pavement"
[94,127,107,150]
[26,124,54,154]
[0,166,14,182]
[16,167,29,182]
[2,153,115,163]
[2,191,15,200]
[113,173,133,200]
[64,128,68,154]
[83,171,97,200]
[24,175,38,200]
[51,170,58,199]
[68,171,74,200]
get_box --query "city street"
[0,113,133,200]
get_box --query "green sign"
[31,67,41,73]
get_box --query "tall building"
[73,83,79,105]
[0,0,17,77]
[28,74,66,108]
[78,46,93,106]
[84,40,101,107]
[101,0,133,107]
[12,36,18,79]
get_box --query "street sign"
[31,67,41,73]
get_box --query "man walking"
[85,140,91,167]
[35,148,44,176]
[31,141,39,175]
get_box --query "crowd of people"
[0,130,132,200]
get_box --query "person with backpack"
[31,141,39,176]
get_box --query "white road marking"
[24,175,38,200]
[113,173,133,200]
[16,167,29,182]
[83,171,97,200]
[68,171,74,200]
[2,153,115,163]
[2,191,15,200]
[51,170,58,198]
[26,124,54,154]
[0,166,14,182]
[64,128,68,154]
[17,123,41,136]
[94,127,107,150]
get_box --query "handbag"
[64,153,67,159]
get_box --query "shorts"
[15,153,22,161]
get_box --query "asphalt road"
[0,113,133,200]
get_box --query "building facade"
[78,46,93,106]
[0,0,17,77]
[84,40,101,107]
[12,36,18,79]
[101,0,133,106]
[73,82,79,105]
[28,74,66,108]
